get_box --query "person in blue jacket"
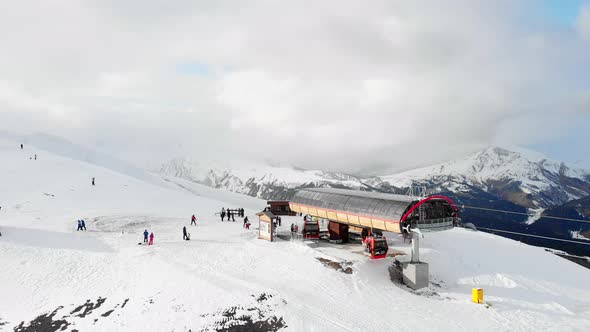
[143,229,149,243]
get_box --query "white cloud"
[577,4,590,41]
[0,0,589,173]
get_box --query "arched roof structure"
[289,188,458,233]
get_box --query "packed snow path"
[1,139,590,331]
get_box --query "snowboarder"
[183,226,188,240]
[149,232,154,245]
[220,211,226,222]
[91,177,95,186]
[81,219,87,231]
[143,229,149,243]
[191,214,196,226]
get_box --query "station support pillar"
[328,221,349,243]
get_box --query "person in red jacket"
[149,232,154,245]
[191,214,196,226]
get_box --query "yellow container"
[472,288,484,303]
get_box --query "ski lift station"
[288,188,460,289]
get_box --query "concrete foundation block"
[402,262,429,290]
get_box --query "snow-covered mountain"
[160,147,590,209]
[381,147,590,208]
[159,158,386,200]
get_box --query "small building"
[266,200,296,216]
[257,211,276,242]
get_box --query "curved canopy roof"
[291,188,418,222]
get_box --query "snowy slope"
[2,139,590,331]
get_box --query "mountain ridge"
[160,146,590,208]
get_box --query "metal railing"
[413,217,457,231]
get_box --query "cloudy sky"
[1,0,589,174]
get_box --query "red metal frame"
[399,195,459,223]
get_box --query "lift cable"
[476,226,590,246]
[459,205,590,224]
[412,198,590,245]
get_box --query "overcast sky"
[1,0,589,174]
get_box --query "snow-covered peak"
[159,158,375,199]
[382,146,590,207]
[384,146,585,184]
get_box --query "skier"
[92,177,95,186]
[191,214,196,226]
[220,210,226,222]
[149,232,154,245]
[77,220,83,231]
[278,216,282,227]
[20,144,23,149]
[81,219,87,231]
[183,226,188,240]
[230,210,235,222]
[243,216,249,228]
[143,229,149,243]
[34,154,37,160]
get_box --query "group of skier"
[76,219,87,231]
[143,229,154,245]
[182,214,198,240]
[220,207,245,221]
[20,143,38,160]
